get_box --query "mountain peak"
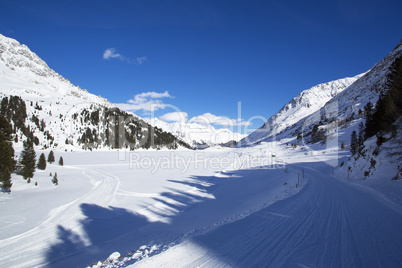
[0,33,56,79]
[0,33,111,105]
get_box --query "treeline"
[1,95,190,151]
[0,107,64,192]
[0,95,40,145]
[76,107,191,150]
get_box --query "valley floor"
[134,165,402,268]
[0,143,401,267]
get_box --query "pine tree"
[20,139,36,180]
[0,134,15,173]
[364,102,374,119]
[0,115,15,169]
[52,172,58,186]
[58,156,64,166]
[0,115,15,192]
[0,97,8,115]
[37,153,47,170]
[350,130,358,155]
[1,167,12,193]
[47,150,55,164]
[341,141,345,149]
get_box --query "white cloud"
[189,113,251,127]
[159,112,188,123]
[136,56,147,64]
[103,49,147,65]
[115,91,173,112]
[130,91,172,103]
[103,48,124,61]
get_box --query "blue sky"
[1,0,401,134]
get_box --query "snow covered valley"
[1,142,402,268]
[1,33,402,268]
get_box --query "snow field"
[0,146,302,267]
[1,135,402,267]
[132,160,402,268]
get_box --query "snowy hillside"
[239,41,402,149]
[237,74,363,146]
[147,117,246,149]
[0,34,110,104]
[277,40,402,145]
[316,41,402,128]
[238,40,402,182]
[0,33,188,150]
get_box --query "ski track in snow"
[0,166,120,268]
[132,166,402,268]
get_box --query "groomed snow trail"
[133,166,402,268]
[0,167,119,268]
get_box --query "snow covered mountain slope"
[319,41,402,126]
[147,117,246,149]
[278,40,402,145]
[239,41,402,147]
[0,34,109,105]
[237,74,363,146]
[0,33,188,150]
[236,40,402,182]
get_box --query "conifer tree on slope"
[1,168,12,192]
[52,172,58,186]
[37,153,47,170]
[0,115,15,192]
[58,156,64,166]
[20,139,36,181]
[47,150,55,164]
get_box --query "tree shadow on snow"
[190,161,402,267]
[44,204,152,268]
[44,164,317,268]
[43,174,224,268]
